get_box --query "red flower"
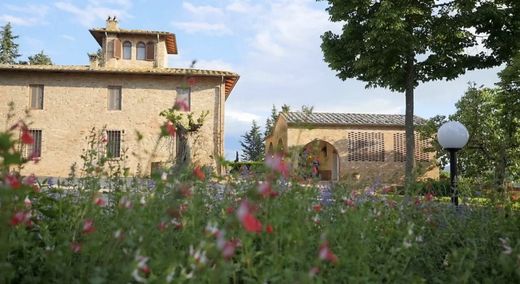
[157,221,168,232]
[10,211,31,226]
[193,166,205,181]
[313,204,322,212]
[165,121,176,137]
[5,174,21,189]
[226,206,234,215]
[82,219,96,234]
[237,200,262,233]
[94,197,107,207]
[21,129,34,145]
[265,224,273,234]
[344,199,355,207]
[425,192,434,202]
[319,240,338,264]
[70,242,81,253]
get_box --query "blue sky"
[1,0,502,160]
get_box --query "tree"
[318,0,507,187]
[264,104,290,138]
[0,22,21,64]
[240,121,264,161]
[28,50,53,65]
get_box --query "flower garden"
[1,122,519,283]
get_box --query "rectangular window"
[108,86,122,110]
[106,130,122,158]
[175,88,190,111]
[30,85,44,109]
[347,132,385,162]
[25,129,42,158]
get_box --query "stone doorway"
[300,140,339,181]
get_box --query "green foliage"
[240,120,264,161]
[28,50,53,65]
[1,118,520,283]
[318,0,515,186]
[0,22,20,64]
[264,104,290,138]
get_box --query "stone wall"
[0,71,226,177]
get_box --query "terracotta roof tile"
[283,112,426,127]
[0,64,239,98]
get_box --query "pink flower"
[221,239,239,259]
[24,196,32,208]
[70,242,81,253]
[10,211,31,226]
[21,129,34,145]
[258,181,278,198]
[174,99,190,112]
[319,240,338,264]
[265,155,289,177]
[344,199,355,207]
[157,221,168,232]
[236,200,263,233]
[5,174,21,189]
[308,266,320,277]
[425,192,434,202]
[82,219,96,234]
[94,197,107,207]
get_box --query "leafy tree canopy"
[241,120,265,162]
[0,22,20,64]
[28,50,53,65]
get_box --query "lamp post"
[437,121,469,206]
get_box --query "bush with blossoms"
[1,115,519,283]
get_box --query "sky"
[0,0,503,160]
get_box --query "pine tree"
[28,50,53,65]
[0,22,21,64]
[264,105,278,138]
[240,120,264,161]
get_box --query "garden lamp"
[437,121,469,206]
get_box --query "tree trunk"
[404,54,416,190]
[176,127,191,168]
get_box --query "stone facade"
[266,112,439,185]
[0,20,238,178]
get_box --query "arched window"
[146,42,155,60]
[137,42,146,60]
[123,41,132,59]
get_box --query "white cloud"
[226,110,261,124]
[61,35,75,41]
[172,21,232,35]
[182,2,223,17]
[0,4,49,26]
[226,1,259,13]
[54,1,132,27]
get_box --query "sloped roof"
[0,64,239,98]
[89,28,178,54]
[283,112,426,127]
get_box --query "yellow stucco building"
[265,112,438,184]
[0,19,239,177]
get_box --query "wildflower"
[319,240,338,264]
[312,204,322,213]
[132,255,151,283]
[226,206,234,215]
[258,181,278,198]
[236,200,263,233]
[193,166,205,181]
[308,266,320,278]
[24,196,32,208]
[265,154,289,177]
[82,219,96,234]
[114,229,125,240]
[205,222,220,237]
[164,121,176,137]
[344,198,355,207]
[425,192,434,202]
[158,221,169,232]
[221,239,239,260]
[140,195,146,206]
[161,171,168,181]
[94,196,107,207]
[70,242,81,253]
[5,173,21,189]
[312,215,320,225]
[189,245,208,266]
[119,196,133,209]
[24,174,37,186]
[10,211,31,226]
[174,98,190,112]
[21,128,34,144]
[265,224,274,234]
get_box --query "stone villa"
[265,112,438,184]
[0,19,239,177]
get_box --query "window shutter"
[114,38,121,59]
[146,42,154,60]
[31,86,38,109]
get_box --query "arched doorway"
[300,140,339,181]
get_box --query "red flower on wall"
[21,128,34,145]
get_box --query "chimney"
[88,53,99,68]
[106,16,119,31]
